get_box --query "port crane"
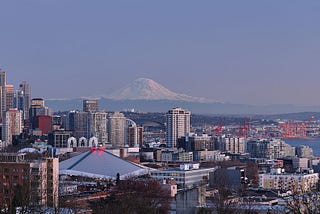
[278,115,315,138]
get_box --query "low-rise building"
[178,134,214,151]
[150,163,215,189]
[296,145,313,158]
[0,153,59,208]
[216,136,245,154]
[247,138,295,159]
[259,170,319,193]
[193,150,228,162]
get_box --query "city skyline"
[1,1,320,105]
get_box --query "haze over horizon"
[1,1,320,106]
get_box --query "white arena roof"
[59,149,150,179]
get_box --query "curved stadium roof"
[59,150,150,179]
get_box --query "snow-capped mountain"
[46,78,320,114]
[106,78,215,103]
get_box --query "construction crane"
[212,119,224,135]
[279,115,315,139]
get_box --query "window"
[3,188,9,195]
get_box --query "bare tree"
[284,191,320,214]
[90,177,172,214]
[210,168,240,214]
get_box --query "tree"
[210,168,240,214]
[116,172,120,185]
[284,191,320,214]
[90,178,172,214]
[245,162,259,187]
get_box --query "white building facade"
[259,171,319,193]
[2,108,22,147]
[166,107,190,148]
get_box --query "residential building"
[166,107,190,148]
[173,151,193,162]
[217,136,245,154]
[2,108,22,147]
[246,138,295,159]
[0,153,59,208]
[126,118,143,147]
[107,112,126,147]
[178,134,214,151]
[88,111,107,144]
[83,99,98,113]
[193,150,228,162]
[259,170,319,193]
[296,145,313,158]
[128,125,143,147]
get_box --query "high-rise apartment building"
[2,108,22,147]
[88,112,107,144]
[166,107,190,148]
[126,118,142,147]
[17,81,31,121]
[83,99,99,112]
[128,125,143,147]
[107,112,126,147]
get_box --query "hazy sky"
[1,1,320,105]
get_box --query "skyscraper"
[0,70,6,122]
[107,112,126,148]
[17,81,31,121]
[83,99,99,112]
[166,107,190,148]
[5,84,14,111]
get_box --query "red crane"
[212,119,224,135]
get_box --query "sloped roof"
[59,150,150,179]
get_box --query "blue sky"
[1,1,320,105]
